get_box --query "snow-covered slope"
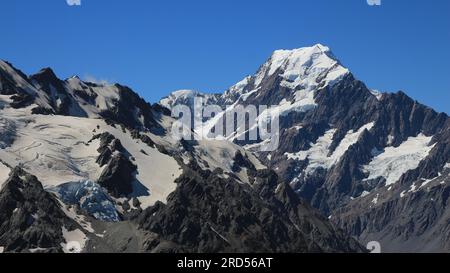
[190,139,266,184]
[363,134,436,186]
[286,122,375,178]
[161,44,351,110]
[0,102,182,209]
[100,119,183,208]
[253,44,349,90]
[63,76,122,117]
[160,89,220,110]
[0,111,103,186]
[0,62,267,212]
[159,44,354,143]
[2,60,160,132]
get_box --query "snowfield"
[102,120,182,208]
[286,122,374,175]
[363,134,435,185]
[192,139,266,184]
[0,112,104,186]
[254,44,349,90]
[0,105,182,209]
[160,115,266,185]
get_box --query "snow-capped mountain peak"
[161,44,351,111]
[31,67,58,79]
[254,44,349,90]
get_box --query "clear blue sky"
[1,0,449,113]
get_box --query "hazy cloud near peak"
[84,75,113,86]
[66,0,81,6]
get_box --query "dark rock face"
[0,61,32,96]
[331,120,450,252]
[10,93,35,109]
[99,84,159,131]
[29,68,64,95]
[247,75,449,251]
[231,151,256,173]
[216,72,449,216]
[97,154,136,198]
[1,61,163,134]
[0,120,16,149]
[0,168,78,253]
[31,106,55,115]
[333,167,450,252]
[136,164,365,253]
[30,68,86,116]
[286,79,449,214]
[91,132,125,167]
[0,70,18,95]
[92,133,137,198]
[131,130,155,148]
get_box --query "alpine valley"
[0,44,448,253]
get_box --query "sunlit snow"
[287,122,374,175]
[363,134,435,186]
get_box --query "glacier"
[50,180,121,222]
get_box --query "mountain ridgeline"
[1,44,449,253]
[161,44,450,252]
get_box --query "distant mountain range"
[1,44,449,253]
